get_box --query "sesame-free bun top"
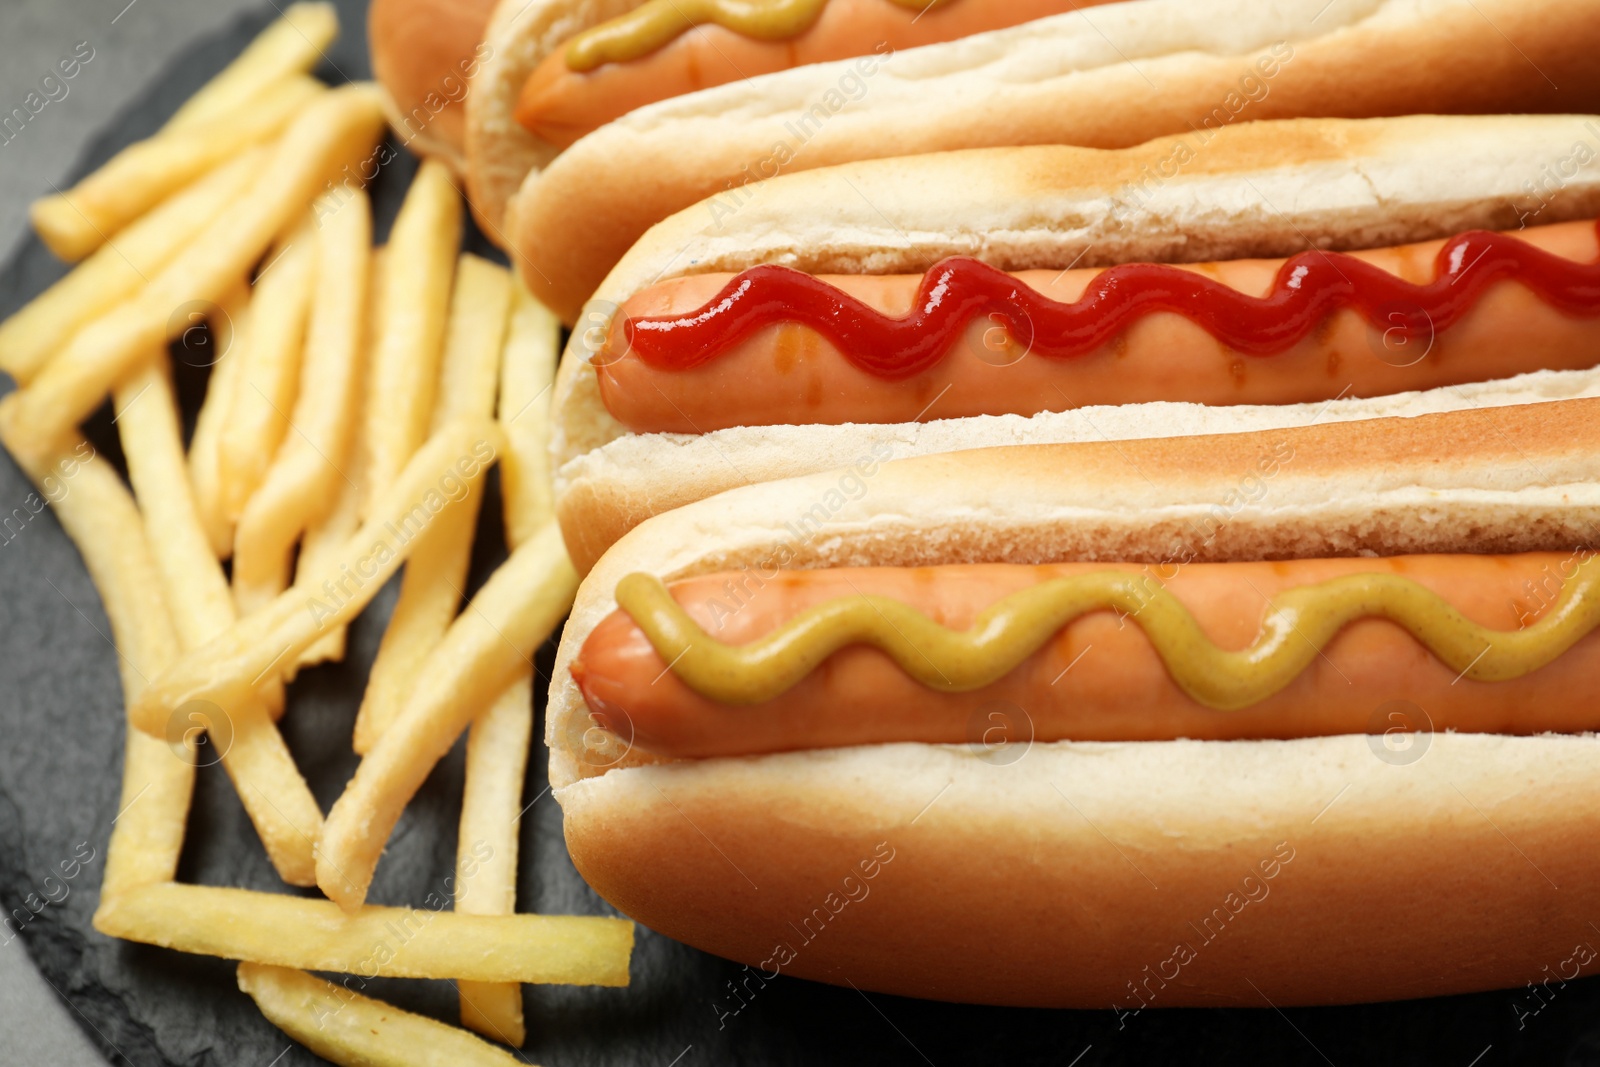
[368,0,501,172]
[463,0,651,240]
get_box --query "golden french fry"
[496,287,561,548]
[30,77,324,262]
[290,509,356,667]
[352,253,509,753]
[459,976,527,1048]
[117,359,237,647]
[432,255,512,429]
[0,423,194,897]
[0,149,261,385]
[92,883,633,985]
[128,419,505,736]
[362,158,461,513]
[291,469,363,669]
[435,261,526,1035]
[457,672,534,1045]
[233,187,370,616]
[292,449,363,669]
[293,247,383,668]
[100,736,193,899]
[188,284,249,559]
[4,83,384,447]
[114,358,321,886]
[318,523,577,910]
[219,222,317,521]
[165,3,338,133]
[351,500,478,752]
[238,964,537,1067]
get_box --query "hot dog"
[572,554,1600,759]
[460,0,1105,241]
[366,0,1600,278]
[546,397,1600,1007]
[513,0,1098,151]
[550,114,1600,572]
[597,220,1600,433]
[381,0,1066,219]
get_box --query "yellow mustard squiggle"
[614,559,1600,707]
[566,0,949,72]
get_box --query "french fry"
[0,424,193,897]
[218,222,317,521]
[456,672,534,1045]
[232,188,370,616]
[293,248,383,669]
[128,418,505,736]
[164,3,338,133]
[496,287,562,547]
[0,149,261,385]
[431,256,512,429]
[2,83,385,447]
[290,462,361,670]
[114,358,322,886]
[450,278,554,1043]
[352,254,509,753]
[188,284,249,559]
[351,501,478,749]
[117,359,237,646]
[92,883,633,985]
[238,964,536,1067]
[318,523,577,910]
[101,737,193,899]
[362,158,461,513]
[30,77,324,262]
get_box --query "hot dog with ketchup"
[546,397,1600,1007]
[549,114,1600,572]
[597,219,1600,433]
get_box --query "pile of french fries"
[0,5,629,1064]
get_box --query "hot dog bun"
[369,0,501,172]
[552,113,1600,573]
[507,0,1600,321]
[512,0,1104,152]
[547,397,1600,1007]
[465,0,650,240]
[461,0,1105,244]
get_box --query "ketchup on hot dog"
[593,219,1600,433]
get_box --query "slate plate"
[4,3,1600,1064]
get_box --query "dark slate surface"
[4,3,1600,1064]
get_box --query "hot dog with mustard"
[371,0,1600,292]
[547,396,1600,1007]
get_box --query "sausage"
[571,553,1600,758]
[515,0,1097,149]
[593,219,1600,434]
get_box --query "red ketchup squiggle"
[619,225,1600,377]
